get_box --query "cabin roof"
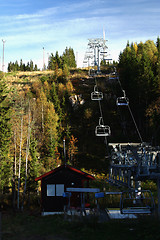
[35,164,95,181]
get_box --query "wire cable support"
[94,77,108,147]
[116,74,143,143]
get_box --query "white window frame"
[47,184,55,196]
[56,184,64,196]
[47,184,64,197]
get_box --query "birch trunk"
[22,103,31,210]
[12,130,17,209]
[42,102,44,133]
[17,115,23,210]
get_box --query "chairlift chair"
[95,117,111,137]
[116,90,129,106]
[91,85,103,101]
[89,69,96,76]
[120,189,155,214]
[109,76,115,80]
[109,73,119,80]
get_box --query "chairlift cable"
[127,104,143,143]
[95,77,104,122]
[94,77,108,147]
[116,71,143,143]
[98,98,108,146]
[108,74,130,141]
[98,96,104,124]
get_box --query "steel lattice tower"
[87,38,108,73]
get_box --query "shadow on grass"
[2,210,160,240]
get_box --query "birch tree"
[22,100,31,210]
[17,114,23,210]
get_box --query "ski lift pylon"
[116,90,129,106]
[91,85,103,101]
[95,117,111,137]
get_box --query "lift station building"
[35,164,95,215]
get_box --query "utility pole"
[2,39,6,72]
[63,138,66,164]
[47,52,49,69]
[76,52,78,67]
[43,47,45,71]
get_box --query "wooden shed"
[35,164,95,215]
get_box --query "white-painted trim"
[42,212,64,216]
[66,187,100,193]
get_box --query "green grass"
[2,211,160,240]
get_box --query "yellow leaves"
[80,168,107,180]
[146,97,160,126]
[58,83,65,98]
[124,40,158,64]
[43,81,50,93]
[68,135,78,164]
[66,80,74,94]
[144,40,158,63]
[58,68,63,77]
[84,108,92,119]
[45,102,59,130]
[31,81,42,99]
[54,146,61,167]
[133,43,138,54]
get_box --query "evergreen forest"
[1,38,160,210]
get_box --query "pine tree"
[20,59,23,71]
[62,47,76,68]
[156,36,160,52]
[30,60,34,71]
[63,64,70,81]
[48,53,56,70]
[34,64,38,71]
[0,78,11,191]
[55,51,62,68]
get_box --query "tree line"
[118,37,160,144]
[8,47,76,72]
[8,59,39,72]
[48,47,76,70]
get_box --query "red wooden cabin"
[35,164,95,215]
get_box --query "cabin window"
[56,184,64,196]
[47,184,64,197]
[47,184,55,196]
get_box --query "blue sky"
[0,0,160,70]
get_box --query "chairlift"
[120,189,155,214]
[116,90,129,106]
[95,117,111,137]
[89,69,96,76]
[91,85,103,100]
[109,73,119,80]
